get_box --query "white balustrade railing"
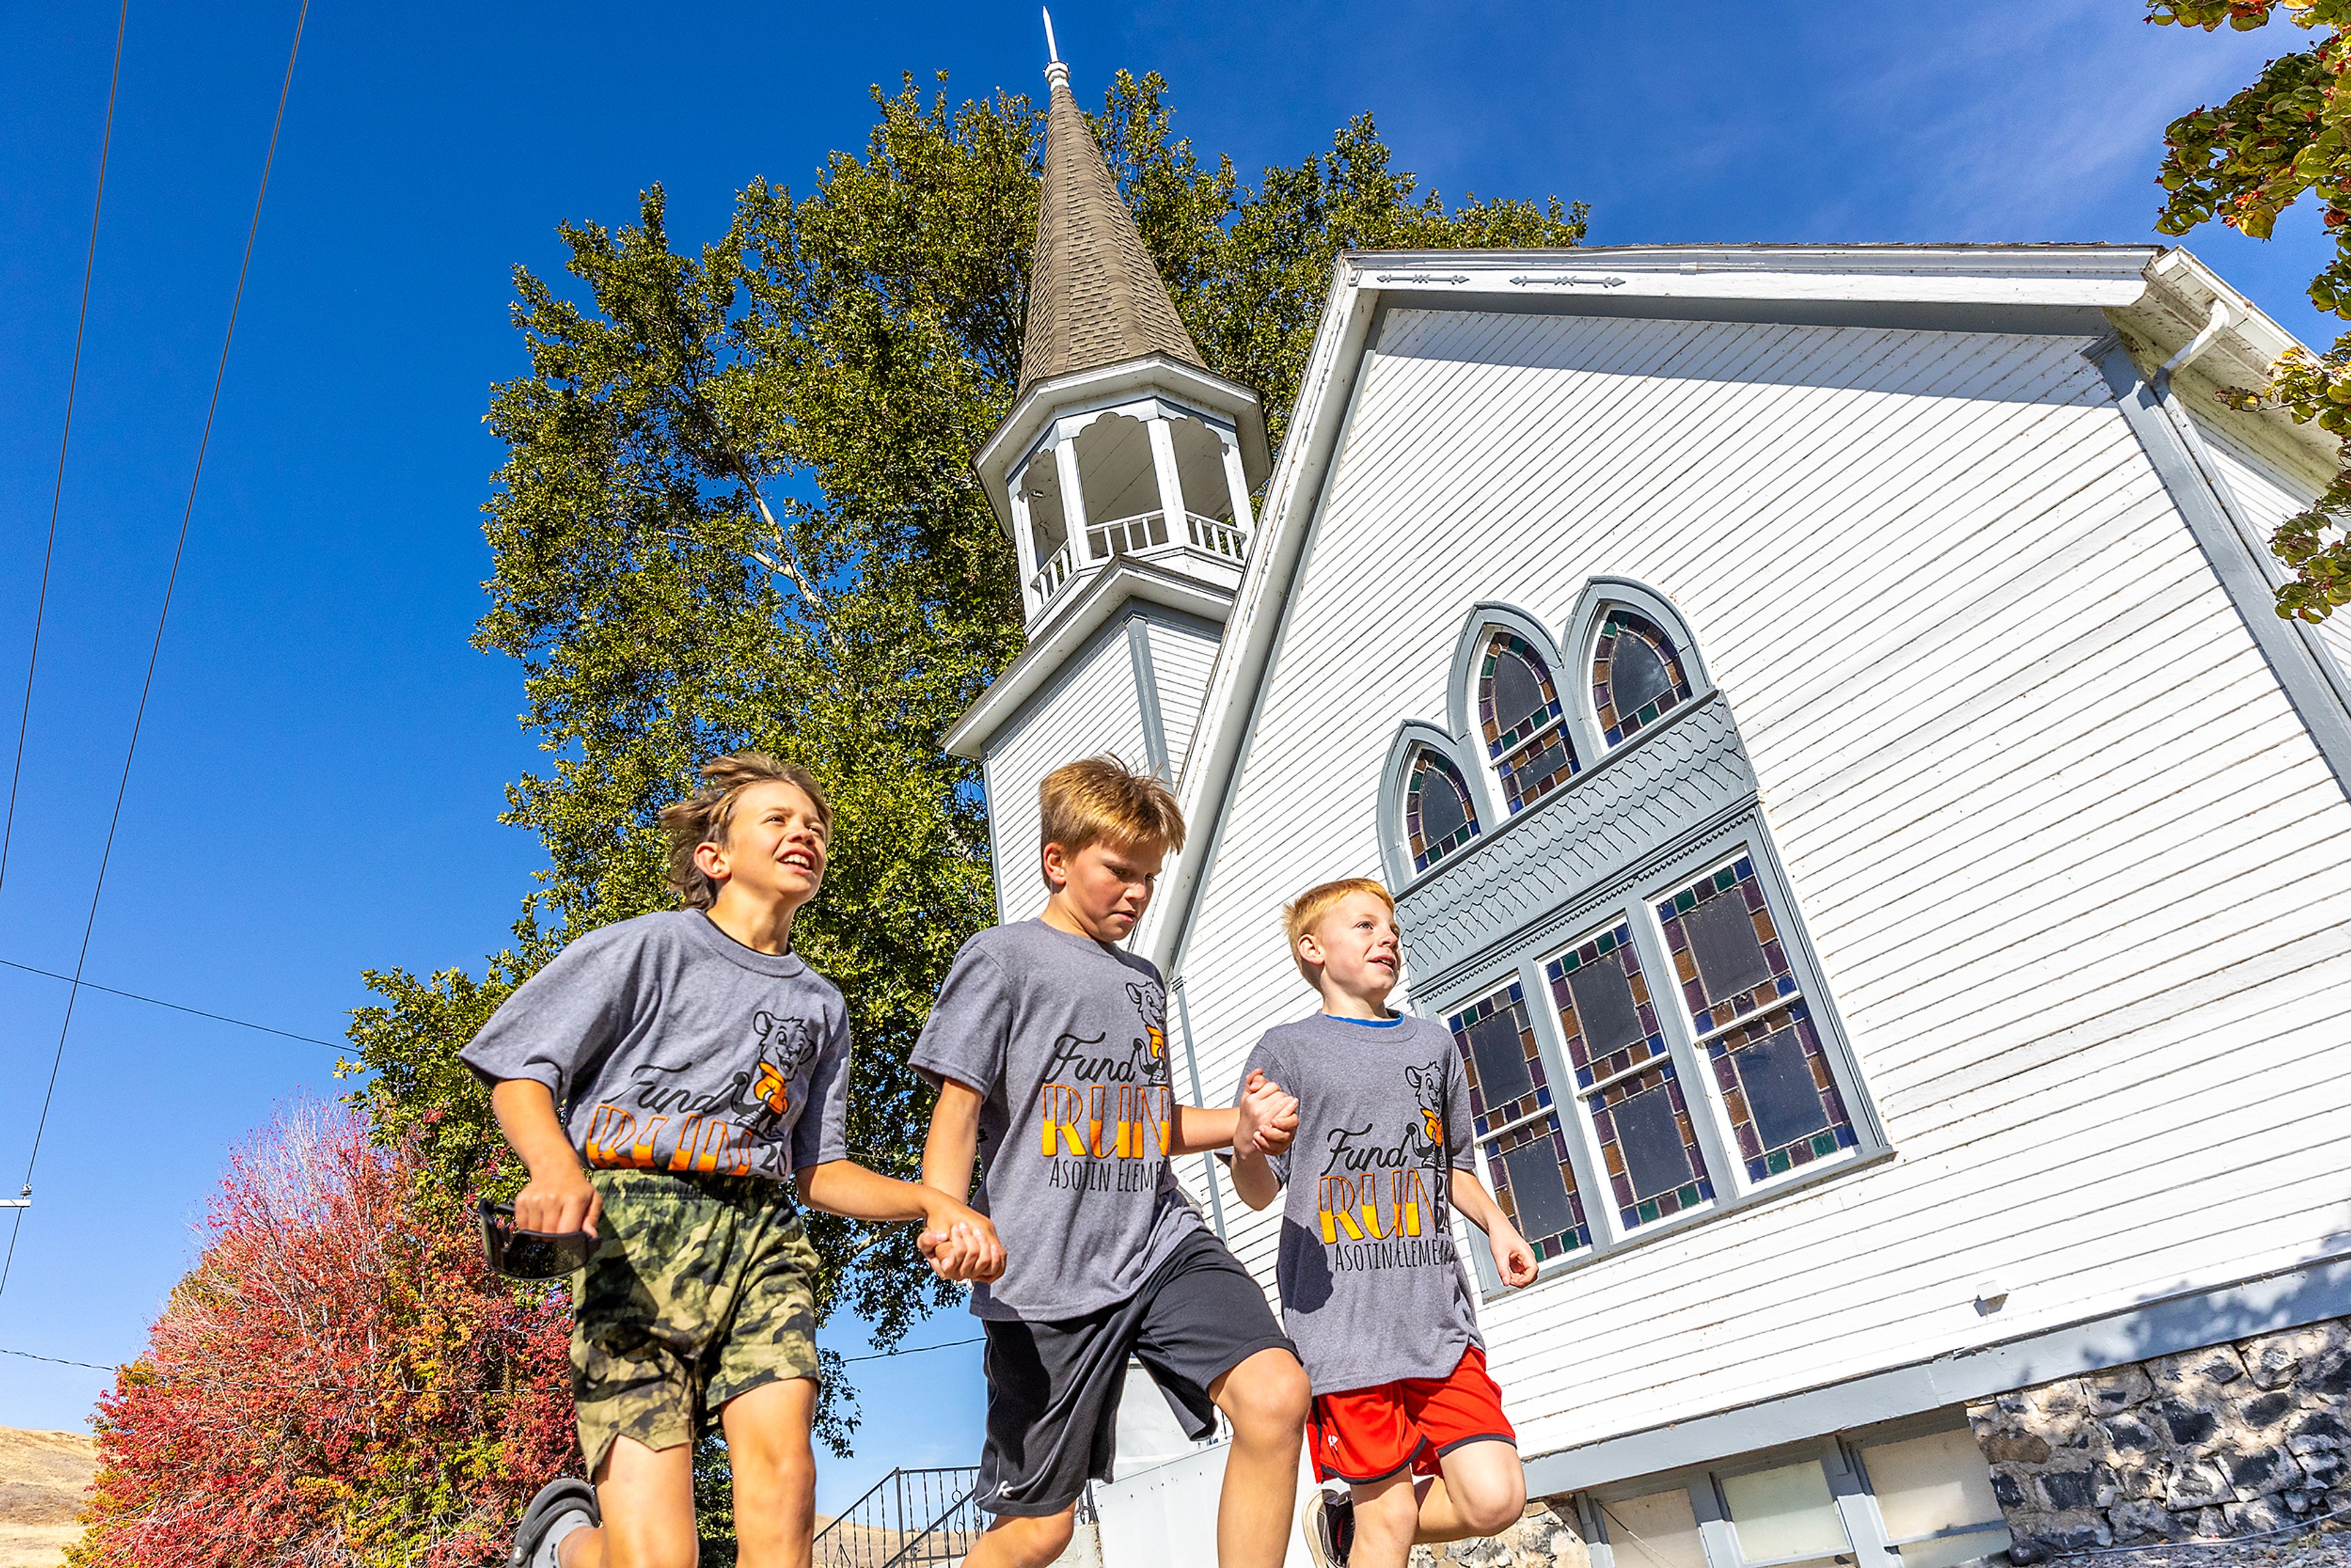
[1029,510,1254,614]
[1031,538,1073,602]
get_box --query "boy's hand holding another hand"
[1235,1069,1300,1157]
[918,1200,1007,1284]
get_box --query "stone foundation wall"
[1412,1499,1590,1568]
[1967,1316,2350,1555]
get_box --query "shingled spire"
[1021,28,1205,390]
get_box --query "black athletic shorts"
[973,1225,1297,1517]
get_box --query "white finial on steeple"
[1042,8,1068,90]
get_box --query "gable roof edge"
[1135,261,1373,977]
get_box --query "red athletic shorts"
[1307,1345,1517,1485]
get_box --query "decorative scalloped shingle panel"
[1400,694,1757,1000]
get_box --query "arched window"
[1593,609,1693,746]
[1479,631,1578,812]
[1404,752,1480,872]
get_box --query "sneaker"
[510,1477,599,1568]
[1300,1485,1354,1568]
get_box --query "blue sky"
[0,0,2336,1512]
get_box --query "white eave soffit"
[1343,242,2162,310]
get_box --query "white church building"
[943,50,2351,1568]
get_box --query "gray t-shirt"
[910,919,1205,1321]
[460,910,851,1184]
[1238,1011,1481,1394]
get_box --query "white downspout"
[2150,298,2257,545]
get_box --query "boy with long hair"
[468,752,1002,1568]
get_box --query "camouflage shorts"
[571,1169,822,1474]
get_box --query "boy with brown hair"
[913,756,1310,1568]
[466,752,1003,1568]
[1228,877,1540,1568]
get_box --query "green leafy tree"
[2149,0,2351,618]
[345,69,1585,1491]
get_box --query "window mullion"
[1625,906,1743,1203]
[1518,949,1615,1250]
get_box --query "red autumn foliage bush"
[70,1102,577,1568]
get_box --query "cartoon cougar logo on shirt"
[580,1008,822,1174]
[1404,1062,1445,1158]
[1124,980,1169,1082]
[732,1011,823,1137]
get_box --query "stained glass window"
[1450,982,1551,1135]
[1478,632,1577,812]
[1658,857,1856,1182]
[1593,610,1693,746]
[1656,856,1798,1034]
[1547,924,1712,1229]
[1404,752,1479,871]
[1449,983,1589,1260]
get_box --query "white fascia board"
[1135,263,1373,973]
[1347,242,2158,309]
[2113,247,2340,479]
[973,356,1273,536]
[943,562,1237,760]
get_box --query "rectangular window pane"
[1483,1116,1589,1260]
[1862,1430,2004,1542]
[1548,924,1711,1230]
[1600,1490,1707,1568]
[1658,856,1798,1032]
[1684,889,1772,1002]
[1719,1461,1848,1563]
[1546,923,1670,1087]
[1449,982,1551,1132]
[1613,1075,1696,1196]
[1569,961,1643,1057]
[1703,1002,1858,1182]
[1734,1025,1832,1152]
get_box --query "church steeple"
[974,14,1272,636]
[1021,29,1206,389]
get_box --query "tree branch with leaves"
[2150,0,2351,618]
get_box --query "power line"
[0,1333,987,1383]
[0,1345,114,1373]
[0,0,127,896]
[4,0,312,1304]
[0,958,342,1052]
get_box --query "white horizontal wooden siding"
[1166,307,2351,1461]
[982,626,1153,926]
[1145,615,1223,779]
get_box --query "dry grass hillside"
[0,1427,93,1568]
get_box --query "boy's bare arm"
[921,1078,987,1199]
[798,1161,1005,1283]
[490,1078,601,1237]
[1168,1102,1239,1157]
[1449,1166,1539,1289]
[1228,1142,1282,1210]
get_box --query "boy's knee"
[1001,1510,1076,1568]
[1457,1468,1526,1535]
[1227,1354,1310,1439]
